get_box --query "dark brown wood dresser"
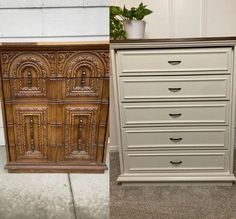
[0,42,109,173]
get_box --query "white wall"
[109,0,236,151]
[110,0,236,38]
[0,0,109,146]
[0,0,109,42]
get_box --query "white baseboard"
[109,145,119,152]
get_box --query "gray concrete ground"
[0,147,109,219]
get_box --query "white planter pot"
[123,20,146,39]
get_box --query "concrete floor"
[0,146,109,219]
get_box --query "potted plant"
[110,6,126,40]
[110,3,153,40]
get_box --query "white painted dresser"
[111,38,236,185]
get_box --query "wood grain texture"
[0,44,109,173]
[110,36,236,44]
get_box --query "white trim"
[200,0,207,37]
[168,0,175,37]
[109,145,119,152]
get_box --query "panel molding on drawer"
[117,47,232,75]
[122,126,229,150]
[124,151,228,173]
[121,102,230,127]
[119,75,231,101]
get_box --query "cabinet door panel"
[7,104,55,162]
[57,104,101,163]
[12,114,48,162]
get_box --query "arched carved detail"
[1,52,55,97]
[1,52,55,78]
[58,52,106,97]
[58,51,105,78]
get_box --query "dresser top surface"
[110,37,236,49]
[0,41,109,50]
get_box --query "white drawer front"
[122,126,229,150]
[119,75,231,101]
[124,151,228,173]
[121,102,229,127]
[117,48,232,75]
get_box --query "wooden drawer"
[61,77,107,100]
[58,51,109,78]
[1,51,56,78]
[2,78,49,99]
[117,48,232,75]
[124,150,228,173]
[119,75,231,102]
[122,126,229,150]
[121,102,230,127]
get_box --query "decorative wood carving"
[1,52,56,78]
[64,106,99,160]
[15,106,48,160]
[0,45,109,173]
[58,52,106,97]
[98,52,110,76]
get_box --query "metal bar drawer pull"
[168,61,182,65]
[170,161,183,166]
[168,88,182,92]
[169,113,182,118]
[170,137,183,142]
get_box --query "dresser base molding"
[5,163,107,173]
[117,174,236,185]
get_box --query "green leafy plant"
[123,3,153,20]
[110,6,127,40]
[110,3,153,40]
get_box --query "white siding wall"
[0,0,109,145]
[0,0,109,42]
[109,0,236,151]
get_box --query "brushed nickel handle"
[170,161,182,166]
[30,115,35,152]
[170,137,183,142]
[168,61,182,65]
[27,71,32,88]
[169,113,182,118]
[168,88,182,92]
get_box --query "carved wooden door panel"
[56,104,101,163]
[10,105,50,162]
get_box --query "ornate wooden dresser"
[111,37,236,185]
[0,43,109,173]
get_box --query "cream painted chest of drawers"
[111,38,236,185]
